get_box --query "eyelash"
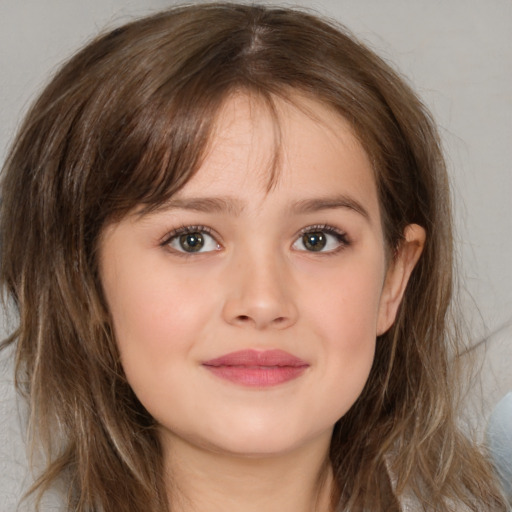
[160,224,216,248]
[160,223,350,256]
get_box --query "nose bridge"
[221,240,298,330]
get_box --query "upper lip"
[202,349,309,367]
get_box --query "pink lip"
[202,349,309,387]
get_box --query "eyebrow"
[154,194,370,220]
[290,195,370,220]
[155,197,244,215]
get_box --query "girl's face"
[100,93,419,458]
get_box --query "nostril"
[235,315,288,325]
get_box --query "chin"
[190,420,333,459]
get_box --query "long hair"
[0,3,506,511]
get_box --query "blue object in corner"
[487,391,512,505]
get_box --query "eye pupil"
[303,232,326,251]
[179,232,204,252]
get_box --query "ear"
[376,224,426,336]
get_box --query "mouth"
[202,349,309,387]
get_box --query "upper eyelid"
[295,224,349,239]
[160,225,220,246]
[298,224,342,233]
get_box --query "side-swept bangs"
[5,3,441,255]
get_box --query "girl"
[0,3,507,511]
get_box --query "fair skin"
[100,93,425,512]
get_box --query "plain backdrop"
[1,0,511,509]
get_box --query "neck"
[162,433,334,512]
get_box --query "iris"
[303,232,327,251]
[179,233,204,252]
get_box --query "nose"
[221,249,298,330]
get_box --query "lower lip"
[203,365,308,387]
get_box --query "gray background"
[1,0,511,509]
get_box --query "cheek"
[103,257,215,398]
[302,250,384,339]
[299,254,384,416]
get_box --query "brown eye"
[302,232,327,251]
[293,227,348,253]
[179,232,204,252]
[167,228,220,254]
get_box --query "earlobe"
[376,224,426,336]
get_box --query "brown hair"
[0,3,506,511]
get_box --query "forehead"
[168,92,380,223]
